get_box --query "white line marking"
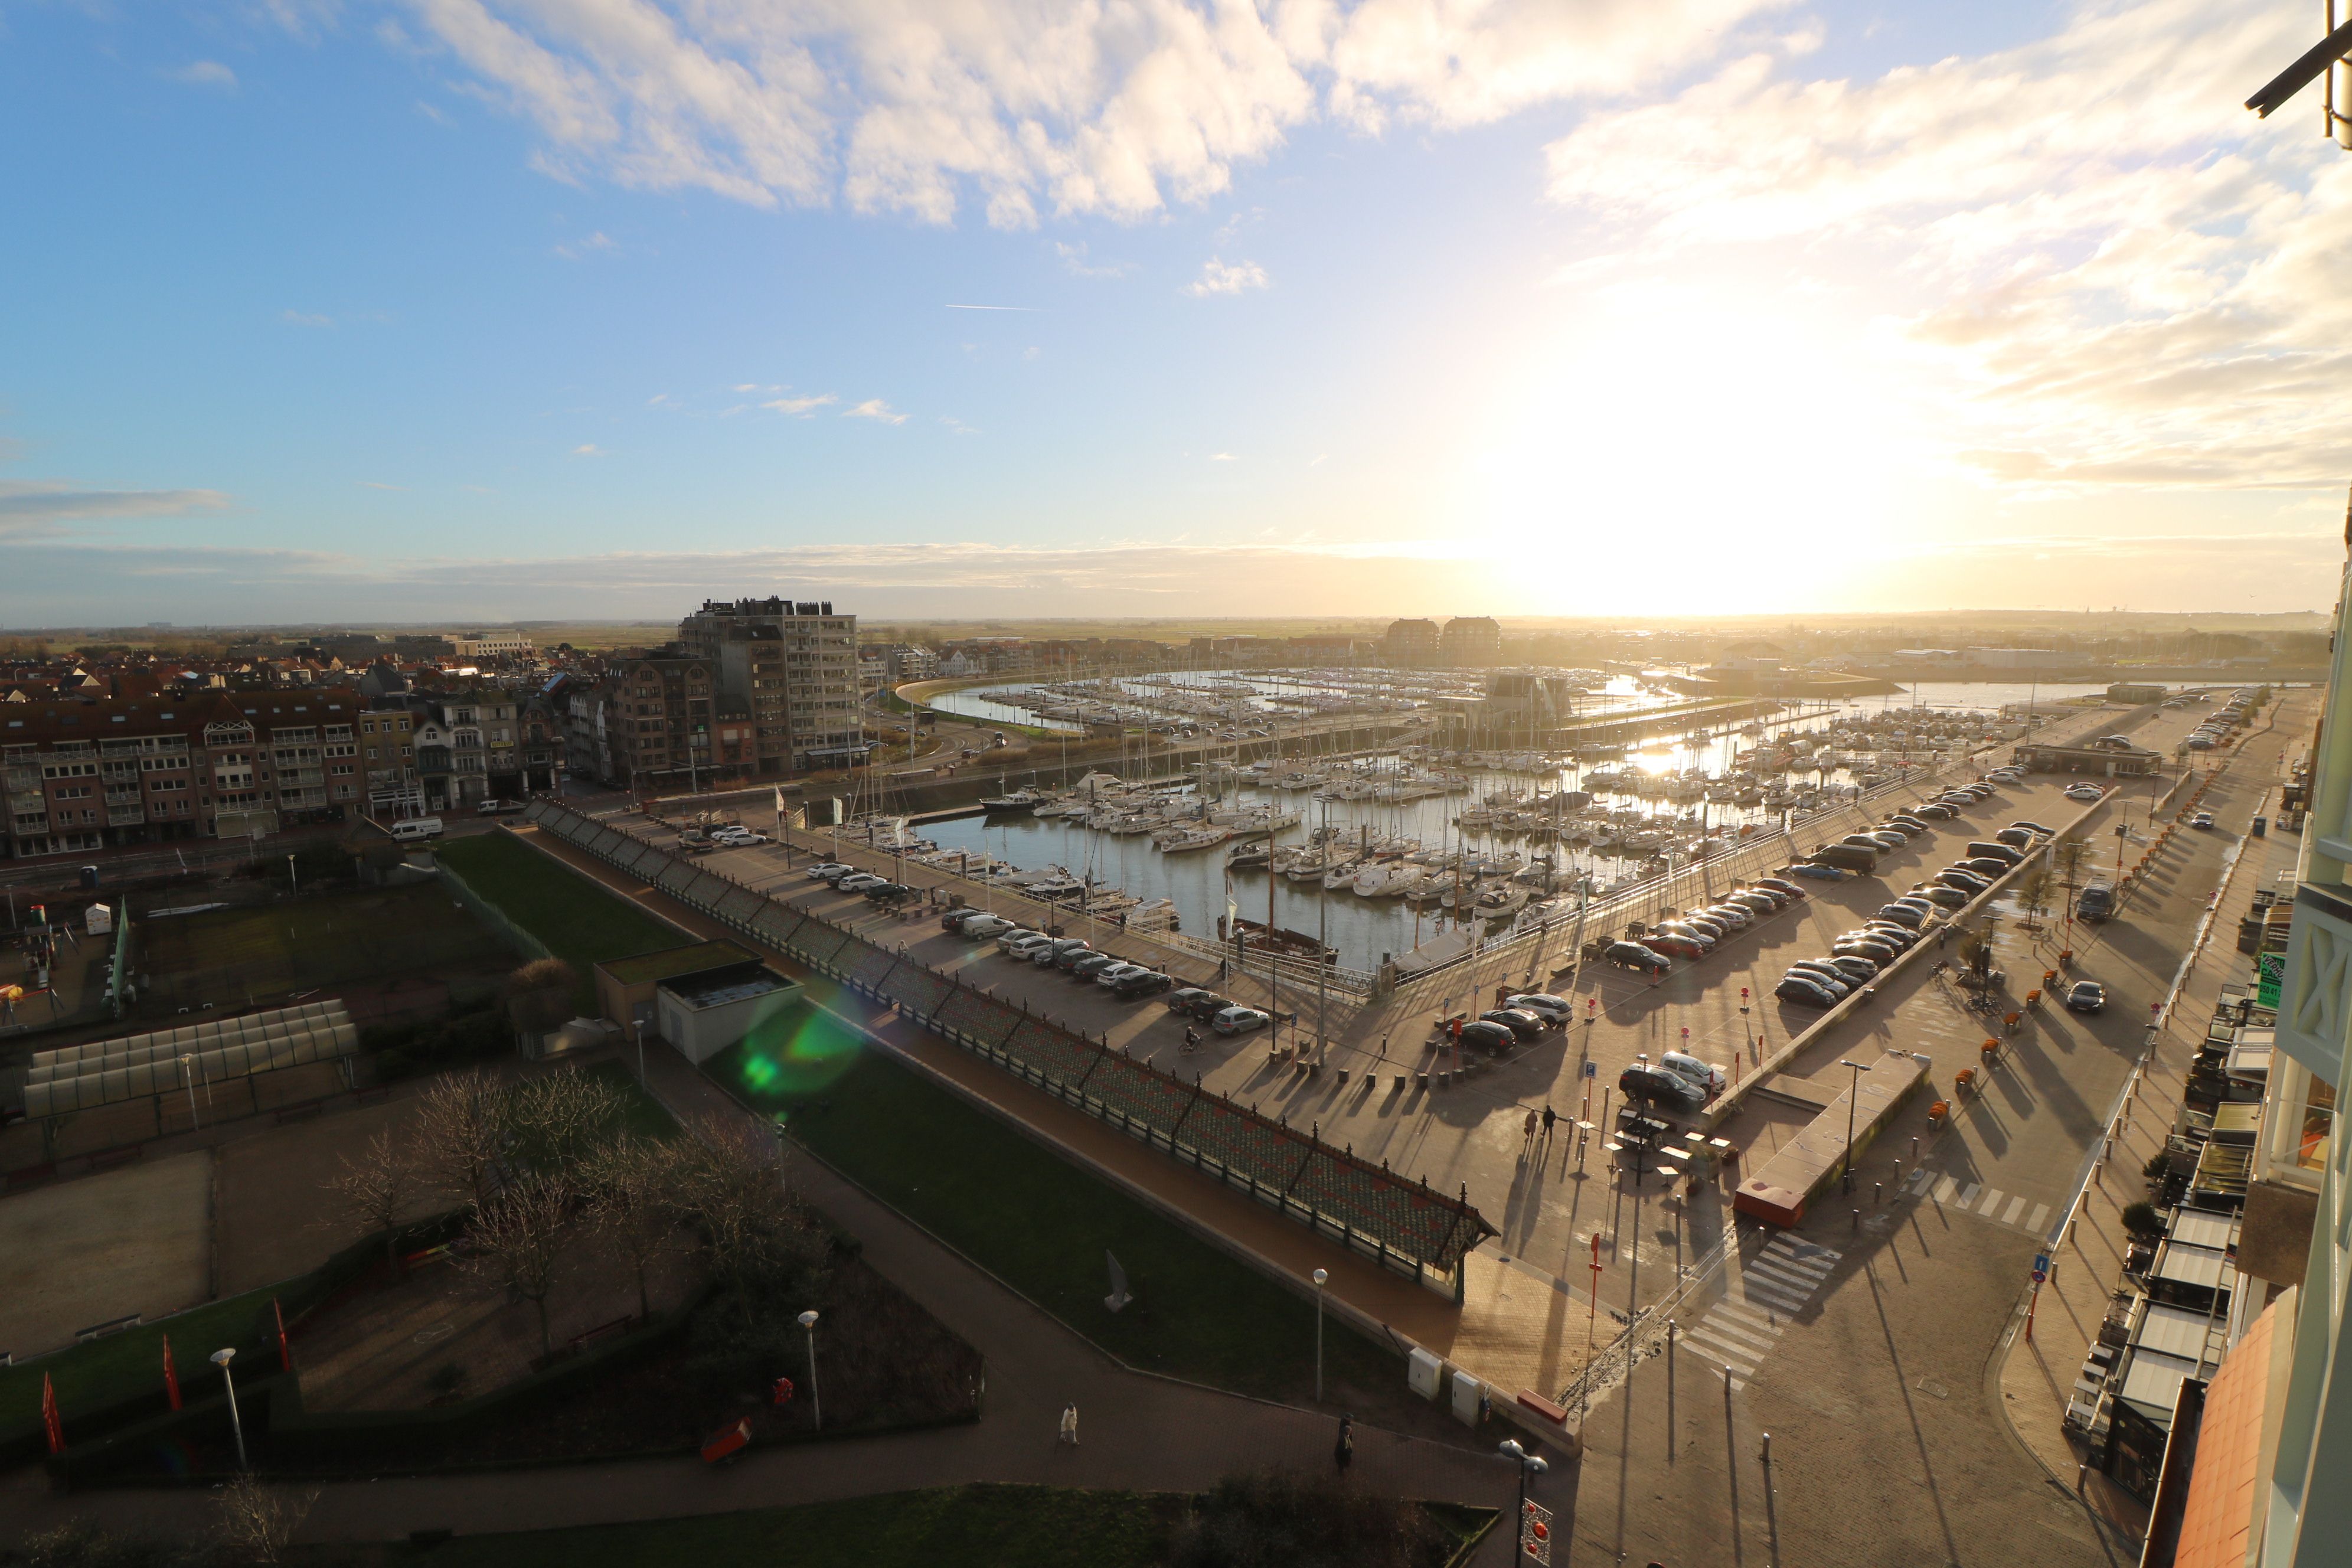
[1760,1244,1833,1278]
[1739,1279,1813,1315]
[1959,1182,1983,1208]
[1745,1259,1822,1294]
[1933,1177,1961,1204]
[1906,1167,1933,1193]
[2001,1195,2027,1226]
[1684,1334,1760,1374]
[1697,1316,1779,1354]
[2027,1203,2050,1233]
[1978,1186,2005,1217]
[1711,1299,1783,1334]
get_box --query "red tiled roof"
[2171,1297,2278,1568]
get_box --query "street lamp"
[1839,1059,1866,1193]
[180,1054,200,1131]
[1312,1268,1328,1402]
[211,1348,247,1470]
[1498,1439,1549,1563]
[797,1309,823,1431]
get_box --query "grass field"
[0,1285,277,1435]
[435,833,682,1007]
[138,884,498,1010]
[708,1040,1406,1409]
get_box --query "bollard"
[1762,1432,1772,1465]
[1852,1208,1860,1233]
[1911,1136,1918,1161]
[1875,1181,1883,1205]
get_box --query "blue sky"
[2,1,2345,625]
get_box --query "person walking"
[1333,1413,1354,1471]
[1542,1103,1557,1142]
[1059,1403,1080,1446]
[1523,1107,1539,1148]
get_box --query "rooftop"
[595,939,752,987]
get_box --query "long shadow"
[1861,1258,1961,1562]
[1721,1368,1747,1567]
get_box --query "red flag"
[40,1374,64,1454]
[162,1334,182,1411]
[273,1298,292,1372]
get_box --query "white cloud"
[1184,257,1269,297]
[1208,452,1240,462]
[281,309,334,328]
[169,61,239,90]
[554,229,616,258]
[842,398,907,424]
[1055,241,1128,278]
[358,480,409,491]
[0,481,230,538]
[1538,0,2348,493]
[762,393,838,417]
[571,442,606,455]
[384,0,1791,227]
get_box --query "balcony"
[107,806,147,828]
[2276,881,2352,1084]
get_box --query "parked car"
[1658,1050,1727,1095]
[1875,902,1928,929]
[958,914,1017,940]
[1700,904,1752,930]
[1915,803,1959,820]
[2011,820,2056,837]
[1505,994,1572,1024]
[476,798,527,815]
[1910,884,1969,909]
[942,907,987,932]
[1886,815,1932,835]
[1110,970,1176,999]
[1965,842,2024,867]
[2191,812,2215,830]
[1453,1019,1517,1054]
[1176,991,1236,1019]
[2066,981,2108,1012]
[837,874,888,893]
[861,881,916,903]
[1093,961,1149,986]
[1653,923,1717,953]
[1001,932,1054,959]
[1728,890,1782,914]
[1480,1008,1547,1041]
[1863,831,1908,850]
[1643,932,1708,959]
[1600,940,1671,975]
[1679,915,1730,940]
[1785,861,1850,880]
[1070,952,1121,978]
[1819,955,1880,984]
[1935,870,1992,894]
[1211,1006,1271,1036]
[1958,857,2011,878]
[2066,784,2106,802]
[1994,827,2035,849]
[1755,877,1805,900]
[1036,938,1092,967]
[1165,986,1216,1013]
[1775,974,1841,1007]
[1619,1064,1707,1112]
[809,862,855,881]
[1783,963,1853,998]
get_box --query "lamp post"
[1839,1058,1866,1193]
[797,1309,822,1430]
[211,1348,247,1470]
[286,853,298,896]
[180,1054,200,1131]
[1498,1439,1549,1562]
[1312,1268,1328,1402]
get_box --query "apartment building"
[446,630,533,660]
[360,707,424,819]
[564,657,717,792]
[1440,616,1504,669]
[0,691,363,857]
[677,598,865,773]
[1383,618,1440,667]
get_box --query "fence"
[436,861,554,963]
[523,803,1496,1293]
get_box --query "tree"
[672,1116,825,1319]
[458,1174,576,1361]
[214,1475,317,1567]
[505,957,580,1040]
[2015,867,2050,930]
[326,1128,414,1271]
[504,1064,627,1176]
[414,1068,510,1213]
[582,1135,678,1322]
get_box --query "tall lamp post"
[797,1309,823,1430]
[1312,1268,1328,1402]
[1498,1439,1549,1562]
[211,1348,247,1470]
[1839,1058,1866,1192]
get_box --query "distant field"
[139,883,498,1010]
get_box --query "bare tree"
[505,957,580,1040]
[672,1117,824,1318]
[582,1135,678,1322]
[505,1064,628,1175]
[414,1068,510,1212]
[214,1474,318,1566]
[458,1174,576,1361]
[326,1128,414,1270]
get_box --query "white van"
[390,816,445,842]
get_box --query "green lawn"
[435,832,682,1006]
[583,1057,679,1142]
[360,1485,1175,1568]
[0,1286,277,1433]
[708,1038,1406,1407]
[138,883,498,1010]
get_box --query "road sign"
[1585,1060,1597,1079]
[1521,1499,1554,1565]
[2034,1253,2050,1275]
[2031,1269,2047,1283]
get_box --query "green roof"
[596,939,752,986]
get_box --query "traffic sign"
[2034,1252,2050,1275]
[2031,1269,2047,1284]
[1585,1060,1597,1079]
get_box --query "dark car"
[1174,991,1235,1019]
[1915,802,1959,819]
[1480,1008,1547,1041]
[1821,955,1879,984]
[1070,952,1121,979]
[1166,987,1215,1014]
[1965,841,2024,867]
[1600,940,1672,975]
[863,881,917,903]
[1959,856,2012,878]
[1457,1020,1517,1054]
[1936,868,1992,893]
[1783,963,1853,998]
[2011,820,2056,836]
[1994,827,2035,849]
[1874,902,1928,929]
[1776,974,1841,1007]
[1112,969,1176,998]
[1887,815,1932,835]
[1619,1064,1707,1112]
[2066,981,2108,1013]
[1642,932,1708,959]
[941,907,986,932]
[1755,877,1805,899]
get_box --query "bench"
[570,1315,634,1351]
[1516,1389,1569,1426]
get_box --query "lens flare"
[728,1006,864,1106]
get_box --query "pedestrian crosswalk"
[1901,1167,2051,1239]
[1678,1235,1841,1393]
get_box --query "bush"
[2143,1150,2174,1182]
[1169,1469,1453,1568]
[2121,1201,2164,1237]
[371,1000,514,1082]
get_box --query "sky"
[2,0,2348,626]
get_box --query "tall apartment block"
[677,598,866,775]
